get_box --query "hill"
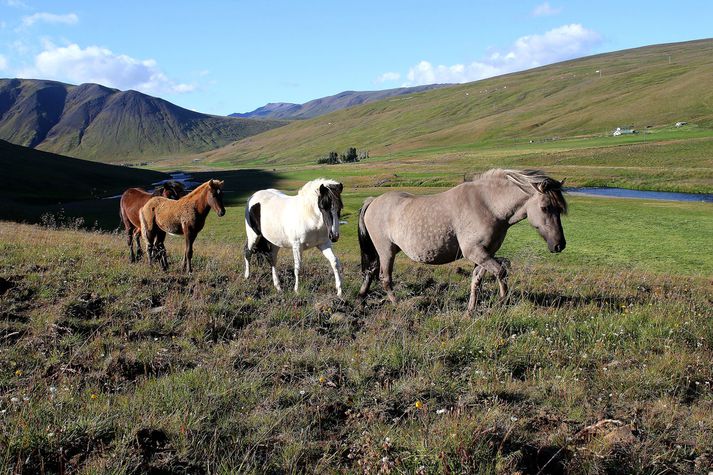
[0,79,286,162]
[230,84,452,120]
[208,39,713,167]
[0,139,167,211]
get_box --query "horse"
[119,181,185,262]
[357,169,567,312]
[243,179,344,296]
[139,179,226,272]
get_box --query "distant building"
[612,127,637,136]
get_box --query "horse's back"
[121,188,152,228]
[365,190,462,264]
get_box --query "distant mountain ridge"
[0,78,286,162]
[230,84,452,120]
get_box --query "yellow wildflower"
[415,400,423,410]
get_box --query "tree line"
[317,147,369,165]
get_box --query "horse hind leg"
[269,245,282,292]
[134,229,143,261]
[379,247,398,304]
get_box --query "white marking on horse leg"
[244,256,250,279]
[319,244,342,297]
[270,246,282,292]
[292,245,302,294]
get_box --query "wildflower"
[14,370,22,376]
[299,390,306,396]
[319,376,326,384]
[414,400,423,410]
[436,408,447,415]
[90,393,98,400]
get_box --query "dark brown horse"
[140,179,226,272]
[119,181,185,262]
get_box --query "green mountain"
[0,79,286,162]
[207,39,713,165]
[230,84,452,120]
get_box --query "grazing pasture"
[1,186,711,472]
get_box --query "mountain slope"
[209,39,713,165]
[230,84,451,120]
[0,139,166,205]
[0,79,286,162]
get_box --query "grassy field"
[1,184,711,473]
[1,38,712,475]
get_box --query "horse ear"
[535,182,547,194]
[560,178,567,186]
[319,184,327,195]
[337,183,343,193]
[217,180,224,188]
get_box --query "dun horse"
[357,169,567,312]
[119,181,185,262]
[243,179,344,296]
[140,179,226,272]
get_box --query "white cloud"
[21,12,79,28]
[376,71,401,83]
[403,24,601,86]
[532,2,562,17]
[0,54,7,70]
[4,0,28,8]
[19,43,195,94]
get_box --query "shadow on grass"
[0,168,280,231]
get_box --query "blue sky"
[1,0,711,115]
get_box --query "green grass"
[1,185,711,472]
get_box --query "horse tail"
[244,200,273,261]
[358,197,379,275]
[139,204,149,242]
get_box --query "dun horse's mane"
[479,169,568,213]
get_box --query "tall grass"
[1,221,711,473]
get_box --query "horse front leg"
[318,243,343,298]
[463,246,508,313]
[467,265,487,313]
[182,225,194,273]
[292,244,302,294]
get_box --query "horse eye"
[541,206,548,212]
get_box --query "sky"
[1,1,711,115]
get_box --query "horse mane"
[478,169,568,213]
[152,181,185,197]
[183,179,222,199]
[298,178,342,208]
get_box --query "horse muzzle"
[216,209,226,217]
[549,240,566,253]
[329,231,340,243]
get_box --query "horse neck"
[474,179,531,224]
[186,185,212,217]
[296,193,322,227]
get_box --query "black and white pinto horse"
[244,179,345,296]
